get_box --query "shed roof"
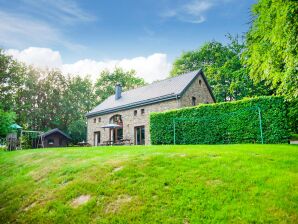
[41,128,71,140]
[86,69,214,117]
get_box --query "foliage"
[11,67,96,143]
[0,49,26,111]
[0,108,15,137]
[244,0,298,132]
[67,119,87,143]
[0,145,297,223]
[95,67,145,103]
[244,0,298,99]
[170,37,271,102]
[150,96,289,144]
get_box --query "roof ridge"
[118,69,201,96]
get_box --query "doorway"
[94,131,101,146]
[111,128,123,143]
[135,126,145,145]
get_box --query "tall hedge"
[150,96,289,144]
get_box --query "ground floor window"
[135,126,145,145]
[94,131,101,146]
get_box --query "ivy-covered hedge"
[150,96,289,144]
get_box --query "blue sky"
[0,0,256,82]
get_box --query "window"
[192,97,196,106]
[48,139,54,145]
[134,110,137,116]
[98,117,101,122]
[141,109,145,115]
[135,126,145,145]
[199,80,202,86]
[93,118,96,123]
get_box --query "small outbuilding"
[41,128,71,148]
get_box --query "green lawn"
[0,145,297,223]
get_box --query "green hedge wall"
[150,96,289,144]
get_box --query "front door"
[94,131,100,146]
[111,128,123,143]
[135,126,145,145]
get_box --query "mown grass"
[0,144,297,223]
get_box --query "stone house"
[86,70,215,145]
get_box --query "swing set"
[6,124,44,151]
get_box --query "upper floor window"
[199,80,202,86]
[134,110,137,116]
[93,118,96,123]
[98,117,101,122]
[141,109,145,115]
[192,97,196,106]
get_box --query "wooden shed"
[41,128,71,148]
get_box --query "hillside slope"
[0,145,297,223]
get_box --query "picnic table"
[102,139,132,146]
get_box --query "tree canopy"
[243,0,298,99]
[244,0,298,132]
[94,68,145,104]
[170,37,270,102]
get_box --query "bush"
[150,96,289,144]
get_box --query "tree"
[94,68,145,103]
[244,0,298,132]
[170,37,270,102]
[0,107,15,137]
[67,119,87,143]
[0,49,26,111]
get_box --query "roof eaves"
[86,94,179,118]
[42,128,71,140]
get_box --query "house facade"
[86,70,215,145]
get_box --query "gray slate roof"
[87,70,213,117]
[41,128,71,139]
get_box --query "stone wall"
[179,74,215,107]
[87,74,215,145]
[87,99,179,145]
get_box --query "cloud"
[62,54,171,83]
[6,47,63,68]
[6,47,171,83]
[21,0,96,24]
[0,10,85,50]
[161,0,215,24]
[0,11,59,48]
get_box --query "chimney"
[115,83,122,100]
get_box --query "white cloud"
[0,10,85,50]
[0,11,59,48]
[161,0,215,24]
[6,47,171,83]
[21,0,96,24]
[6,47,63,68]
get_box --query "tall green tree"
[95,68,145,103]
[0,49,26,111]
[171,37,270,102]
[244,0,298,132]
[0,107,15,137]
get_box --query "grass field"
[0,144,297,223]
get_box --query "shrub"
[150,96,289,144]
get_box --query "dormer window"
[192,97,196,106]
